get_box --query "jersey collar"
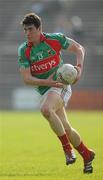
[40,33,46,42]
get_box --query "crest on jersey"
[48,50,52,56]
[36,51,44,60]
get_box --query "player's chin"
[27,37,33,42]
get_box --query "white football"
[57,64,78,85]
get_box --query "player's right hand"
[44,73,64,88]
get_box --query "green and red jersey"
[18,33,70,95]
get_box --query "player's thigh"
[56,107,72,129]
[40,91,64,112]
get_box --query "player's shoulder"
[44,32,65,41]
[18,42,27,56]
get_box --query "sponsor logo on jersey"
[30,55,59,74]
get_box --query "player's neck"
[32,39,40,46]
[33,34,41,46]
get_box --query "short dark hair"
[21,13,41,29]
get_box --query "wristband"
[77,64,82,68]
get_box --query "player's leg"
[56,107,95,173]
[40,91,76,164]
[40,91,64,136]
[56,107,81,147]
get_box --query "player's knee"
[40,105,51,119]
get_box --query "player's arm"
[56,33,85,83]
[19,67,64,88]
[67,38,85,68]
[67,38,85,82]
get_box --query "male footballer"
[18,13,95,173]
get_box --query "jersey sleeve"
[18,45,30,69]
[55,33,70,50]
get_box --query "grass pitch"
[0,111,103,180]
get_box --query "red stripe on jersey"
[44,39,62,52]
[40,33,62,52]
[25,43,33,59]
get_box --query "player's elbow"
[23,78,29,85]
[19,67,32,85]
[69,42,85,55]
[23,76,31,85]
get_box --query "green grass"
[0,111,103,180]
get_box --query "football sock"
[58,134,72,153]
[75,141,91,161]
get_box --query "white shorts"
[41,85,72,107]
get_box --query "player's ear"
[38,25,42,31]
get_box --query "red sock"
[76,141,91,161]
[58,134,72,153]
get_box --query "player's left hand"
[73,64,82,84]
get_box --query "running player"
[18,13,95,173]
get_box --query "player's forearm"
[67,39,85,69]
[23,75,63,88]
[24,75,47,86]
[76,46,85,70]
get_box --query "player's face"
[23,24,41,43]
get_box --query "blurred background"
[0,0,103,110]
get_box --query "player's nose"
[26,29,31,36]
